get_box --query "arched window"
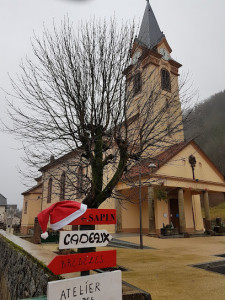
[161,69,171,91]
[47,178,52,203]
[133,72,142,95]
[60,172,66,201]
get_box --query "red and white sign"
[69,209,116,226]
[48,250,117,275]
[48,270,122,300]
[59,230,113,249]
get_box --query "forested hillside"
[184,90,225,176]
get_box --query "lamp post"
[138,162,143,249]
[138,161,156,249]
[189,155,196,180]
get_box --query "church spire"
[137,0,164,49]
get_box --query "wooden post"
[115,198,122,233]
[32,217,41,244]
[138,166,143,249]
[178,188,186,233]
[148,186,155,234]
[203,191,211,231]
[79,224,95,276]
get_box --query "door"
[169,199,180,232]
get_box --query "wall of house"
[41,156,86,210]
[155,199,169,231]
[156,143,225,186]
[121,198,149,233]
[0,231,59,300]
[21,189,42,235]
[0,206,5,222]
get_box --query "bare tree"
[6,18,194,209]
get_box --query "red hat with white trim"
[37,200,87,239]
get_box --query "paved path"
[41,233,225,299]
[115,234,225,300]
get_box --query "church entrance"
[169,199,180,233]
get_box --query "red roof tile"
[124,141,187,179]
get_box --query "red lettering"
[48,250,117,274]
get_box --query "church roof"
[22,183,42,195]
[123,140,225,182]
[124,141,187,179]
[137,0,165,49]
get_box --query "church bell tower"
[125,0,185,150]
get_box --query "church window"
[133,73,142,95]
[47,178,52,203]
[60,172,66,201]
[161,69,171,91]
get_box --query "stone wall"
[0,232,59,300]
[0,230,151,300]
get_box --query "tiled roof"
[21,183,42,195]
[124,141,187,179]
[39,150,78,172]
[0,194,7,206]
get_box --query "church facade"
[21,1,225,236]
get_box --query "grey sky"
[0,0,225,208]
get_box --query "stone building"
[0,194,19,231]
[21,178,42,235]
[0,194,7,223]
[21,1,225,236]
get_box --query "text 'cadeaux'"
[64,232,111,246]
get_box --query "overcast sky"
[0,0,225,208]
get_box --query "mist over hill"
[184,90,225,176]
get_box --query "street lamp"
[139,161,156,249]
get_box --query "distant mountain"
[184,90,225,176]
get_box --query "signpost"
[69,209,116,226]
[48,270,122,300]
[59,230,113,249]
[48,250,117,275]
[46,207,122,299]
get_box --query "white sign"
[48,271,122,300]
[59,230,113,250]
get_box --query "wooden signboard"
[59,230,113,250]
[48,250,116,275]
[48,270,122,300]
[69,209,116,226]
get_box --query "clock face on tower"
[159,48,170,61]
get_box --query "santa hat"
[37,200,87,239]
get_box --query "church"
[21,1,225,237]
